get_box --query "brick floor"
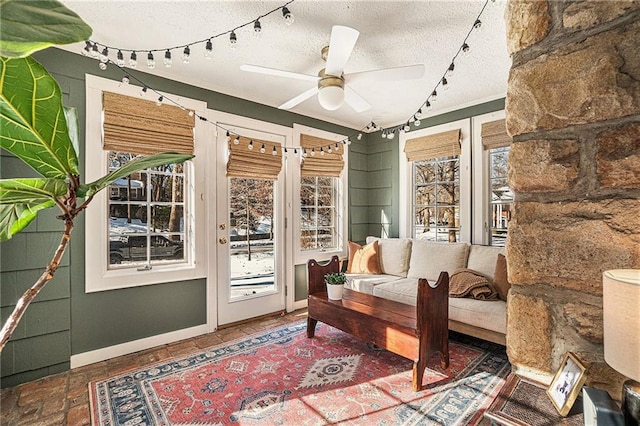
[0,309,308,425]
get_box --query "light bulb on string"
[335,143,340,151]
[294,148,298,155]
[98,62,107,70]
[147,52,155,68]
[254,19,262,37]
[156,96,163,106]
[100,47,109,63]
[442,77,449,90]
[229,31,237,49]
[320,147,325,156]
[140,86,148,96]
[116,50,125,66]
[473,19,482,30]
[182,46,191,63]
[431,90,438,102]
[327,146,332,154]
[188,110,194,117]
[248,140,254,150]
[310,148,315,157]
[204,39,213,58]
[272,146,277,156]
[426,101,432,111]
[381,130,387,139]
[225,131,231,143]
[260,143,266,153]
[387,130,395,140]
[347,138,352,145]
[416,107,424,118]
[233,135,240,145]
[414,115,421,126]
[403,123,411,132]
[163,50,172,68]
[446,62,455,78]
[129,51,138,68]
[357,133,362,140]
[462,43,470,56]
[82,41,92,56]
[282,6,294,25]
[122,75,130,85]
[91,43,99,58]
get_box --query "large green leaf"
[0,178,68,203]
[0,56,79,178]
[0,200,56,241]
[79,153,195,198]
[0,0,92,58]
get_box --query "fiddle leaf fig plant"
[0,1,194,352]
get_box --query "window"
[108,154,187,268]
[399,119,471,242]
[300,176,338,250]
[85,75,207,292]
[293,125,348,263]
[488,146,512,246]
[412,156,460,241]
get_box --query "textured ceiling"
[58,0,511,131]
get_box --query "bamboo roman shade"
[102,91,195,155]
[404,129,461,162]
[300,134,344,177]
[226,137,283,180]
[481,119,511,150]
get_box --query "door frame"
[205,109,294,330]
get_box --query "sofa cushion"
[365,237,412,277]
[406,241,469,282]
[466,245,505,281]
[345,274,404,295]
[372,278,506,335]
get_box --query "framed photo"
[546,352,587,416]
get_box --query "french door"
[213,119,287,326]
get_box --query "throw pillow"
[346,241,382,274]
[493,253,511,301]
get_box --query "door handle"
[219,237,228,244]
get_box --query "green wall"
[0,48,354,387]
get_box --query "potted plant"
[325,272,347,300]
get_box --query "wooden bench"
[306,255,449,391]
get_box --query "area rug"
[89,321,510,425]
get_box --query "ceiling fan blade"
[345,64,426,85]
[344,85,371,112]
[278,86,319,109]
[241,64,319,82]
[325,26,359,77]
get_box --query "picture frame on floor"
[546,351,587,416]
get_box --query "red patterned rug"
[89,321,510,425]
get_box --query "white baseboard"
[70,324,209,369]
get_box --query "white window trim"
[292,124,348,265]
[398,118,471,241]
[471,110,506,245]
[84,74,207,292]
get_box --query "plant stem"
[0,218,74,352]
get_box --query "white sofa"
[344,237,507,345]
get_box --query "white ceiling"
[58,0,511,131]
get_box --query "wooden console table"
[306,255,449,391]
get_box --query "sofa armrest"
[307,255,340,295]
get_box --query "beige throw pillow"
[493,254,511,301]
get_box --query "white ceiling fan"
[241,25,426,112]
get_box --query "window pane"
[415,162,435,184]
[488,146,511,246]
[151,174,184,203]
[415,184,435,205]
[109,204,148,233]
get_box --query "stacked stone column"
[504,0,640,398]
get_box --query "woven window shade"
[102,91,195,155]
[227,137,283,180]
[300,134,344,177]
[481,119,511,150]
[404,129,461,162]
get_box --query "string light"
[254,19,262,36]
[446,62,455,78]
[260,143,266,153]
[129,51,137,68]
[99,62,107,70]
[91,43,99,58]
[310,148,315,157]
[182,46,191,63]
[100,47,109,63]
[147,52,155,68]
[248,140,254,150]
[234,135,240,145]
[272,146,277,155]
[282,6,294,25]
[163,50,172,68]
[320,147,325,156]
[441,77,449,90]
[474,19,482,30]
[462,43,470,56]
[430,90,438,102]
[229,31,238,49]
[82,41,91,56]
[156,95,163,106]
[140,86,148,96]
[122,75,130,84]
[116,50,125,66]
[204,39,213,58]
[225,131,231,143]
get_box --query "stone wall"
[504,0,640,398]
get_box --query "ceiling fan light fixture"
[317,85,345,110]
